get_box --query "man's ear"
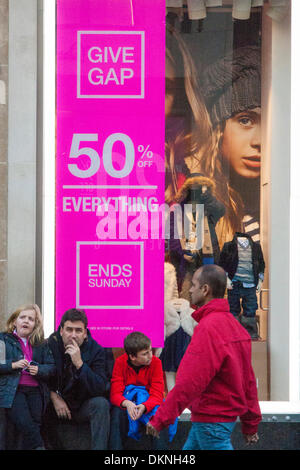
[129,353,136,362]
[203,283,210,297]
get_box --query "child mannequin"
[160,298,196,392]
[219,232,265,339]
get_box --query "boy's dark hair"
[124,332,151,357]
[60,308,88,329]
[197,264,227,298]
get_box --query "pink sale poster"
[56,0,165,347]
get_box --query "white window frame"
[42,0,300,414]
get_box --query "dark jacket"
[219,232,265,287]
[0,332,55,410]
[47,329,110,409]
[150,299,262,435]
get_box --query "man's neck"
[196,296,215,309]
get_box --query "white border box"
[77,31,145,99]
[76,241,144,309]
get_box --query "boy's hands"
[122,400,146,421]
[135,404,146,420]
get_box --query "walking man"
[147,264,261,450]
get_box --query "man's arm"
[239,364,262,436]
[50,391,72,420]
[75,344,108,397]
[150,326,224,432]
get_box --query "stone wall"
[0,0,8,330]
[0,0,38,328]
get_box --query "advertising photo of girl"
[165,25,225,297]
[200,45,261,249]
[165,25,212,203]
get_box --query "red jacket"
[150,298,262,435]
[110,354,164,413]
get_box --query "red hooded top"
[150,298,261,435]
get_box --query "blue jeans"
[43,396,110,450]
[182,422,236,450]
[7,385,44,449]
[228,282,258,317]
[109,405,169,450]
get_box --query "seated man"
[109,331,168,450]
[43,308,110,450]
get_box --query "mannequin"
[153,261,179,359]
[172,174,225,300]
[219,232,265,339]
[160,298,196,392]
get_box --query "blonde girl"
[0,304,55,449]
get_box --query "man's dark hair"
[124,331,151,357]
[197,264,227,298]
[60,308,88,329]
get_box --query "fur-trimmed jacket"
[164,298,196,339]
[174,174,225,264]
[164,262,179,305]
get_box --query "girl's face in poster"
[221,107,261,179]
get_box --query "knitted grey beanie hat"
[201,46,261,127]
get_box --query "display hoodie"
[150,298,262,435]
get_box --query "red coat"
[150,298,262,435]
[110,354,164,413]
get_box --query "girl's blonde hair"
[200,123,244,248]
[165,26,213,203]
[6,304,45,346]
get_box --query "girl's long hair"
[200,123,245,247]
[165,26,213,203]
[6,304,45,346]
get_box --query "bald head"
[195,265,227,299]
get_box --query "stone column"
[0,0,8,330]
[7,0,37,319]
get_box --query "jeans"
[43,396,110,450]
[182,422,236,451]
[227,282,258,317]
[7,385,44,450]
